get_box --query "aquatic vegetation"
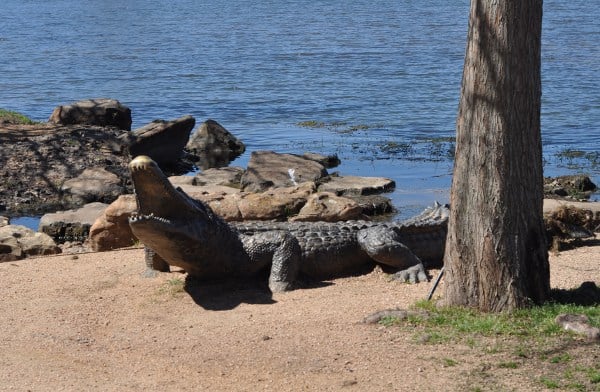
[555,148,600,170]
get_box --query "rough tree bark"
[443,0,550,311]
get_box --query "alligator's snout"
[129,155,157,172]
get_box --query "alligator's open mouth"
[128,155,203,228]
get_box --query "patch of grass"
[380,300,600,390]
[0,109,37,124]
[403,299,600,340]
[588,368,600,384]
[550,353,572,364]
[498,361,519,369]
[158,277,185,297]
[540,376,561,389]
[443,357,458,367]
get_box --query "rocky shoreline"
[1,99,599,262]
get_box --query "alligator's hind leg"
[242,231,300,293]
[357,226,428,283]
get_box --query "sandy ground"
[0,240,598,392]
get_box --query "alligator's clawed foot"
[392,263,429,283]
[268,280,296,293]
[142,268,159,278]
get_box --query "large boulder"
[126,115,196,166]
[0,225,61,261]
[186,119,245,169]
[241,151,328,193]
[88,195,137,251]
[60,167,123,204]
[39,202,108,243]
[48,98,132,131]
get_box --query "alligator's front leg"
[241,231,301,293]
[142,246,171,277]
[357,226,429,283]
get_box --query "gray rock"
[544,175,597,200]
[168,167,244,189]
[39,202,108,243]
[126,115,196,166]
[61,167,123,204]
[555,313,600,341]
[241,150,328,193]
[192,166,244,187]
[186,119,245,169]
[318,175,395,196]
[0,225,61,261]
[347,195,395,216]
[301,152,340,169]
[48,98,132,131]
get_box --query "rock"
[48,98,132,131]
[301,152,341,169]
[318,175,395,196]
[196,192,245,221]
[241,151,328,192]
[237,183,315,220]
[347,194,395,216]
[186,119,245,169]
[544,175,597,200]
[291,192,363,222]
[169,167,244,189]
[0,235,22,261]
[0,216,9,227]
[39,202,108,243]
[192,166,244,188]
[184,182,315,221]
[168,175,196,187]
[555,313,600,341]
[89,195,137,251]
[0,123,131,215]
[126,115,196,166]
[0,225,61,261]
[60,167,123,204]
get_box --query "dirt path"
[0,242,598,391]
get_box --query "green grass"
[380,300,600,391]
[0,109,37,124]
[158,277,186,297]
[401,299,600,340]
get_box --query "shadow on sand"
[183,275,333,311]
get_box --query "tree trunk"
[443,0,550,311]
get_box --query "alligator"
[128,155,449,292]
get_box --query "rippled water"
[1,0,599,218]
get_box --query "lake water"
[1,0,599,222]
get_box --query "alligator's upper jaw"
[128,155,199,223]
